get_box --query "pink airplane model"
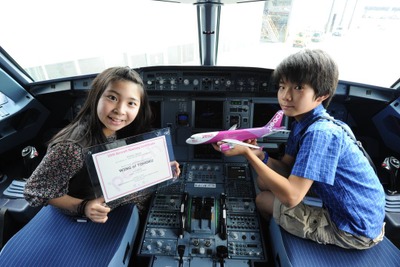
[186,110,289,151]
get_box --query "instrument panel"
[136,162,268,267]
[1,64,398,266]
[139,66,274,93]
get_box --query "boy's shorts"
[273,198,385,250]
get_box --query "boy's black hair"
[271,49,339,108]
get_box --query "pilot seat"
[0,203,139,267]
[269,198,400,267]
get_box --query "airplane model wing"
[228,124,237,130]
[219,139,261,152]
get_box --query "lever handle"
[382,156,400,194]
[21,146,39,178]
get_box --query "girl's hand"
[85,197,111,223]
[170,161,181,179]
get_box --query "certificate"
[86,128,176,203]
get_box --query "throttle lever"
[22,146,39,178]
[382,156,400,194]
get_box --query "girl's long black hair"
[49,67,153,148]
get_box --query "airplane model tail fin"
[263,110,285,132]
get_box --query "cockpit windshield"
[1,0,399,88]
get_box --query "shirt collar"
[292,104,327,136]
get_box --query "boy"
[213,49,385,249]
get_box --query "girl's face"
[278,78,328,121]
[97,80,142,137]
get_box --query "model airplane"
[186,110,288,151]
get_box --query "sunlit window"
[1,0,399,87]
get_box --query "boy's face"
[97,80,142,137]
[277,78,328,121]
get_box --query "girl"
[24,66,180,223]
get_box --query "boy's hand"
[212,141,251,156]
[212,139,264,160]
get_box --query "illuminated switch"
[199,247,206,255]
[230,232,239,240]
[158,229,165,236]
[149,229,156,236]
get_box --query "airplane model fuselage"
[186,110,286,146]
